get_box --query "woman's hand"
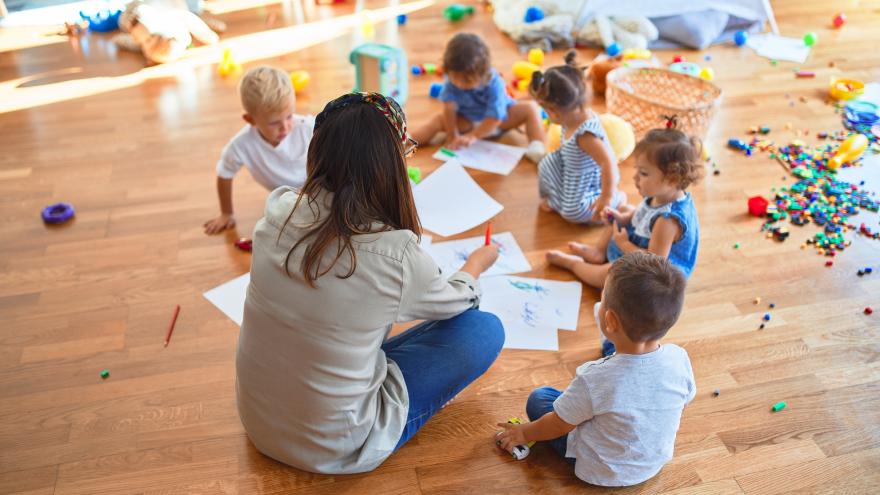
[495,422,528,453]
[460,244,499,278]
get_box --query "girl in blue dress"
[547,119,702,288]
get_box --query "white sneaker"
[525,140,547,163]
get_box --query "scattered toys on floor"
[523,6,544,23]
[234,238,253,252]
[734,30,748,47]
[290,70,311,93]
[100,369,110,379]
[350,43,408,105]
[772,401,787,412]
[832,13,846,29]
[41,202,76,224]
[429,82,443,98]
[218,48,242,78]
[803,32,818,47]
[443,4,474,22]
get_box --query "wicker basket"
[605,67,722,140]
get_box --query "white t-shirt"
[553,344,696,487]
[216,115,315,190]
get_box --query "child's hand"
[451,133,476,150]
[611,220,628,246]
[204,214,236,235]
[590,197,612,223]
[603,206,622,225]
[495,422,528,453]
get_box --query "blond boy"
[204,66,315,234]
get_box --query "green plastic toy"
[443,4,474,22]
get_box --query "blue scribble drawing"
[521,302,539,327]
[508,280,550,297]
[453,249,470,265]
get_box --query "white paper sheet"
[203,272,250,326]
[425,231,532,278]
[500,321,560,351]
[480,276,583,331]
[431,140,526,176]
[413,160,503,237]
[479,275,583,351]
[746,34,810,63]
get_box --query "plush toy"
[546,114,635,161]
[577,15,658,51]
[599,113,635,161]
[113,0,221,64]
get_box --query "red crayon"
[484,222,492,246]
[164,304,180,347]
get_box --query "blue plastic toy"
[524,6,544,23]
[606,42,621,57]
[397,14,407,25]
[429,82,443,99]
[349,43,409,105]
[80,8,121,32]
[734,30,748,47]
[42,202,75,224]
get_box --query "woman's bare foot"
[568,241,606,264]
[546,250,584,271]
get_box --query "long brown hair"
[280,101,421,287]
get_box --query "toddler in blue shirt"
[411,33,546,162]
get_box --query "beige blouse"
[236,186,481,474]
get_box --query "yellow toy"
[516,79,530,92]
[527,48,545,66]
[546,123,562,152]
[599,113,635,160]
[290,70,310,93]
[218,48,242,78]
[698,67,715,81]
[622,48,651,60]
[829,77,865,101]
[827,134,868,170]
[513,60,540,82]
[546,115,634,159]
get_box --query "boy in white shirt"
[204,65,315,234]
[496,252,696,487]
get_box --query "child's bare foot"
[568,242,605,264]
[546,250,583,271]
[539,199,553,212]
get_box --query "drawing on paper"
[521,302,539,327]
[508,279,550,297]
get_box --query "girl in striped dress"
[530,52,625,224]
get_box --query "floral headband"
[315,92,414,148]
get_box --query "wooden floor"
[2,0,880,493]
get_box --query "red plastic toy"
[748,196,769,217]
[234,237,253,252]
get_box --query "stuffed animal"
[113,0,220,64]
[577,15,658,51]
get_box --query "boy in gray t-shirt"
[496,252,696,487]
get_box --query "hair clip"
[661,114,678,130]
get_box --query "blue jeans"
[383,309,505,450]
[527,387,575,462]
